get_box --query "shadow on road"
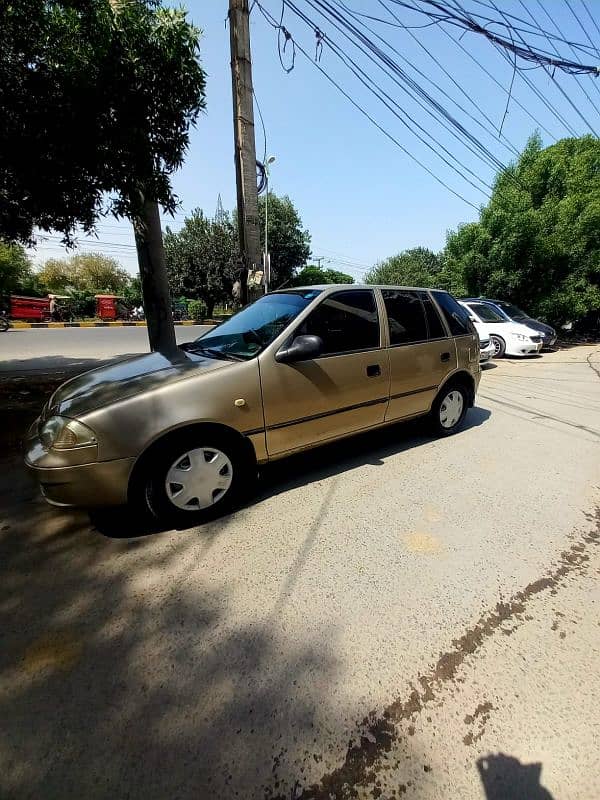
[91,406,491,539]
[477,754,555,800]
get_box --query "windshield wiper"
[184,344,245,362]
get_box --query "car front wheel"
[490,335,506,358]
[136,432,251,527]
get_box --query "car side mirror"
[276,334,323,363]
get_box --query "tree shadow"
[477,754,555,800]
[0,453,342,800]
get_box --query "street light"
[264,155,275,292]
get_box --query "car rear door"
[259,289,390,456]
[383,289,457,421]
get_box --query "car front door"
[259,289,389,456]
[383,289,457,421]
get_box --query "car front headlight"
[514,333,529,341]
[39,416,97,450]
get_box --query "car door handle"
[440,352,451,362]
[366,364,381,377]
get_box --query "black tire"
[132,430,254,528]
[0,317,9,332]
[429,382,469,437]
[490,335,506,358]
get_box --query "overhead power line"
[255,1,483,209]
[405,0,600,73]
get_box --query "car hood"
[520,317,555,335]
[48,348,231,418]
[511,322,542,337]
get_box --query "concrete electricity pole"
[229,0,261,305]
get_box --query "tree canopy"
[37,253,131,294]
[258,194,311,287]
[164,211,237,318]
[365,247,443,288]
[291,265,354,286]
[0,242,35,298]
[0,0,206,245]
[445,133,600,323]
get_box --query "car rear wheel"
[490,335,506,358]
[135,432,251,527]
[429,383,468,437]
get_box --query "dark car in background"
[464,298,557,349]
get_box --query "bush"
[187,299,206,321]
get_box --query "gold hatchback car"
[26,286,481,525]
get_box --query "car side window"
[432,291,474,336]
[420,292,447,339]
[297,290,380,355]
[381,290,428,345]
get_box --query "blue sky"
[31,0,600,280]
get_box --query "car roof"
[278,284,447,293]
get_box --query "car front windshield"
[496,302,527,320]
[186,290,321,360]
[468,302,507,323]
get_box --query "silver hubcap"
[165,447,233,511]
[492,337,502,356]
[439,390,464,429]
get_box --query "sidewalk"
[10,319,216,329]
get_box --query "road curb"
[9,320,211,329]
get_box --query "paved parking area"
[1,346,599,800]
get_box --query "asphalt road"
[1,346,599,800]
[0,325,210,376]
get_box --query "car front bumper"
[25,442,134,507]
[507,340,543,356]
[480,341,495,362]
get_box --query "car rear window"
[432,291,474,336]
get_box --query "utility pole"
[314,256,325,269]
[229,0,261,305]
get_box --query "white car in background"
[459,300,543,358]
[474,325,495,363]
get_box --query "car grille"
[530,335,542,343]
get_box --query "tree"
[258,194,311,286]
[365,247,443,288]
[164,211,238,319]
[0,242,35,298]
[0,0,206,351]
[444,134,600,324]
[37,254,130,294]
[291,265,354,286]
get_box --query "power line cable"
[369,0,520,152]
[403,0,600,71]
[534,0,600,101]
[437,24,556,139]
[252,87,268,163]
[486,0,599,135]
[457,0,599,56]
[563,0,600,58]
[580,0,600,45]
[516,0,600,121]
[443,0,579,136]
[255,1,482,209]
[295,0,509,174]
[286,0,498,184]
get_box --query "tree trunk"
[133,198,176,354]
[205,298,215,320]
